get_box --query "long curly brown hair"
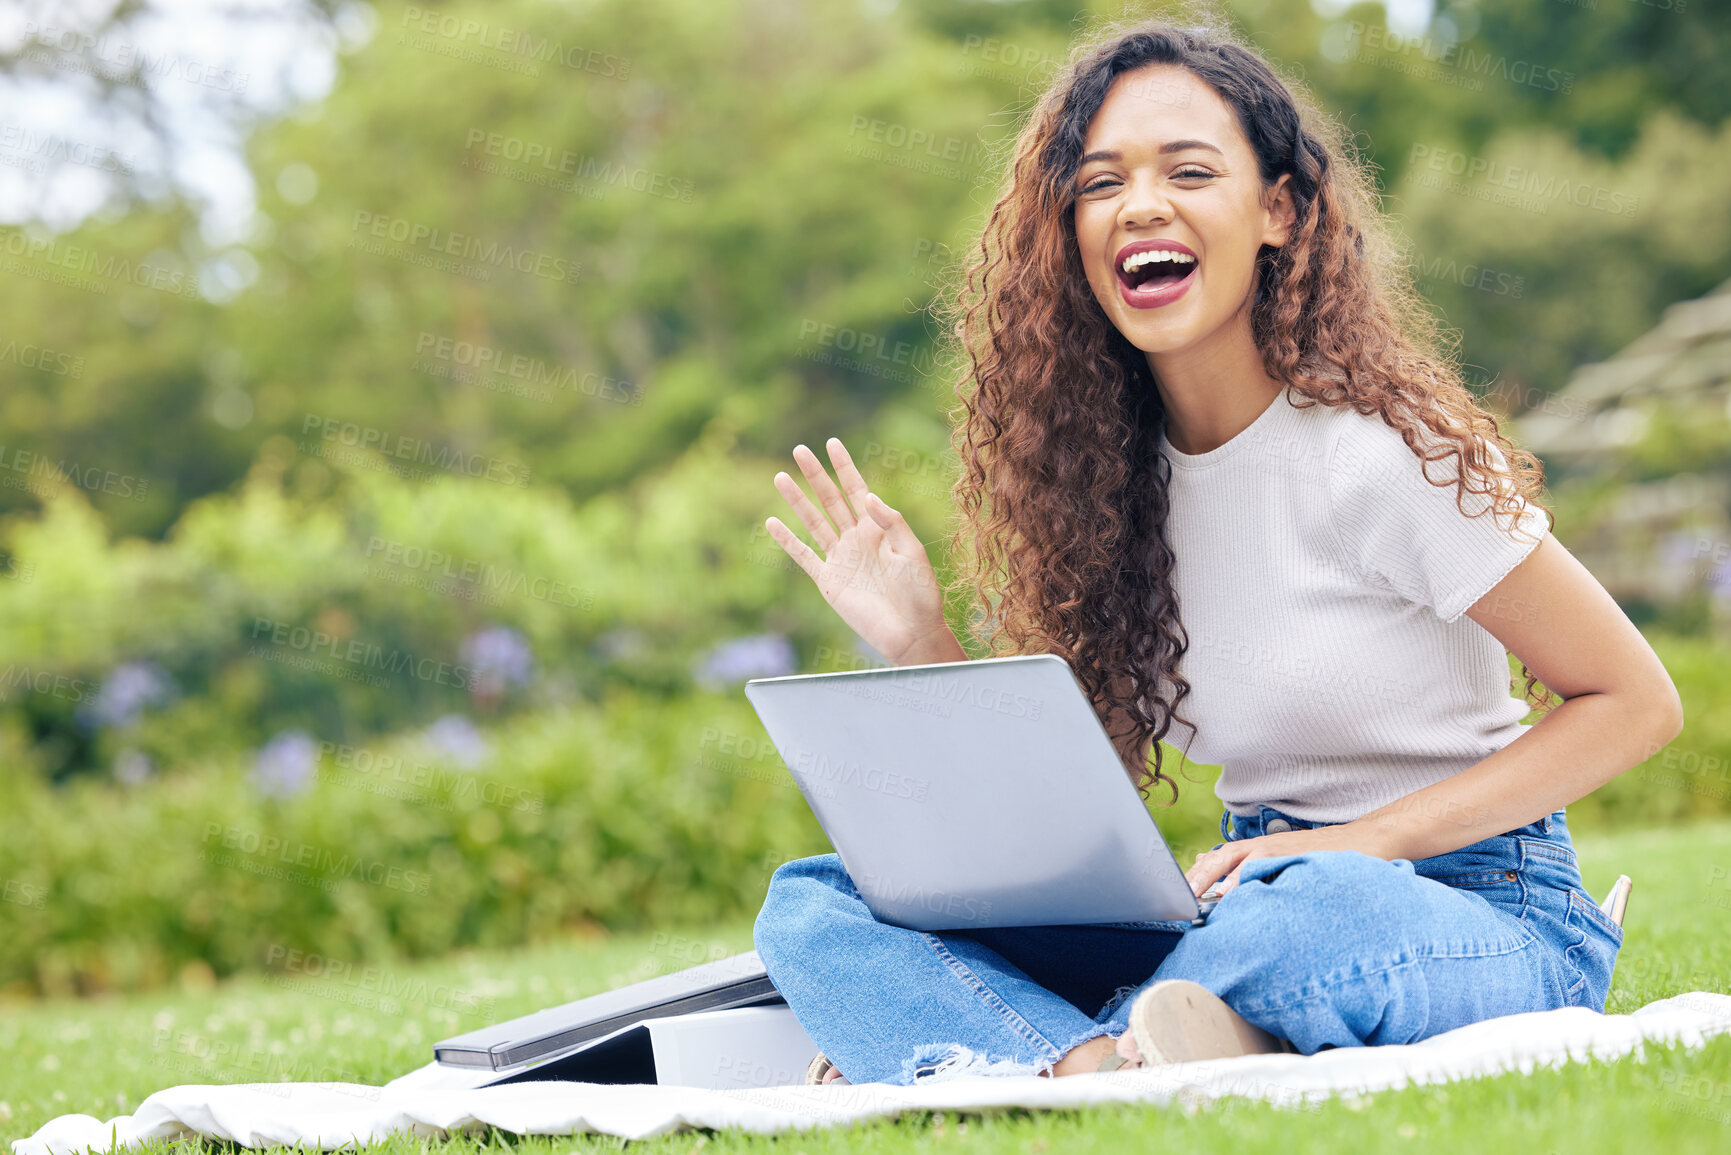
[934,9,1558,803]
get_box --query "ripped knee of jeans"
[900,1042,1050,1084]
[1098,983,1141,1019]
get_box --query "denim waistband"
[1220,803,1562,850]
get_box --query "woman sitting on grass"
[753,11,1681,1086]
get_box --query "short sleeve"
[1326,414,1550,624]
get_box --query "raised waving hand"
[764,437,964,667]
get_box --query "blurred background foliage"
[1,0,1729,998]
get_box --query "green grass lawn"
[6,822,1731,1154]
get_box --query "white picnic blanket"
[15,993,1731,1153]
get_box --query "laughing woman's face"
[1071,63,1294,358]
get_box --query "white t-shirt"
[1155,387,1550,824]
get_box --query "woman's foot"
[1053,980,1296,1075]
[1125,979,1292,1065]
[1046,1033,1122,1076]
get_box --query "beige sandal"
[804,1051,849,1085]
[1127,979,1296,1065]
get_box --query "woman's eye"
[1079,170,1213,194]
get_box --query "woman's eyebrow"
[1077,139,1225,165]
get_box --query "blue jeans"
[753,804,1625,1086]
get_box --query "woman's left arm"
[1188,533,1685,896]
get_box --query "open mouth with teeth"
[1118,248,1198,292]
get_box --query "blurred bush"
[0,688,833,998]
[0,398,867,785]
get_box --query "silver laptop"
[742,653,1216,931]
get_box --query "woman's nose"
[1117,174,1175,229]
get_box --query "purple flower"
[252,730,319,799]
[461,626,533,698]
[86,661,176,729]
[693,633,796,689]
[423,714,489,769]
